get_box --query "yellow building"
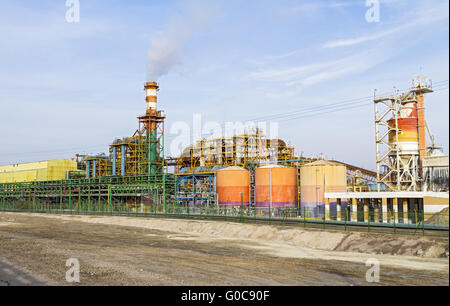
[0,159,78,183]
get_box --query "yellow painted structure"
[0,159,78,183]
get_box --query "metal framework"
[175,173,216,211]
[0,174,175,213]
[375,78,433,192]
[176,130,297,173]
[85,156,111,178]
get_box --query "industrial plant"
[0,76,448,227]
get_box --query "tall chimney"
[144,82,159,114]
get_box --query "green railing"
[1,200,447,235]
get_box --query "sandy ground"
[0,212,448,286]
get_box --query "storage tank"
[255,165,298,214]
[216,167,249,207]
[388,100,419,155]
[300,160,347,218]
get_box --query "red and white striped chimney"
[144,82,159,114]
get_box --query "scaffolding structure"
[177,130,296,173]
[85,155,111,178]
[0,174,175,213]
[375,76,433,192]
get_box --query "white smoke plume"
[146,1,217,81]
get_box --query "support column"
[382,198,388,223]
[398,198,403,224]
[337,198,341,221]
[325,197,330,220]
[409,198,420,224]
[418,198,424,225]
[387,198,394,223]
[349,198,357,222]
[357,199,364,222]
[376,199,383,223]
[364,199,370,223]
[403,199,409,224]
[393,198,400,223]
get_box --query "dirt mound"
[426,207,449,225]
[333,234,446,257]
[25,213,449,259]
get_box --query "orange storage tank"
[255,165,298,210]
[216,166,249,207]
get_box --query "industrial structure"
[326,75,448,225]
[0,159,78,183]
[0,76,448,227]
[0,82,174,213]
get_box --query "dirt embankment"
[28,213,449,258]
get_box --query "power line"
[165,82,448,137]
[2,81,448,158]
[247,81,449,123]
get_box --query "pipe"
[121,145,126,176]
[269,168,272,217]
[86,161,90,179]
[112,147,117,176]
[93,160,97,178]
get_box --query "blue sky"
[0,0,448,170]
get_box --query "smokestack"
[145,82,159,114]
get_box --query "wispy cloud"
[286,1,355,14]
[323,1,448,48]
[249,0,448,88]
[323,26,404,48]
[249,45,396,87]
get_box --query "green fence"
[1,199,448,235]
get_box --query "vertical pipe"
[248,169,251,207]
[93,160,97,178]
[374,93,381,192]
[162,127,166,211]
[316,167,320,218]
[112,147,117,176]
[269,168,272,217]
[121,145,126,176]
[394,99,401,191]
[192,175,195,213]
[86,161,90,179]
[417,92,427,170]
